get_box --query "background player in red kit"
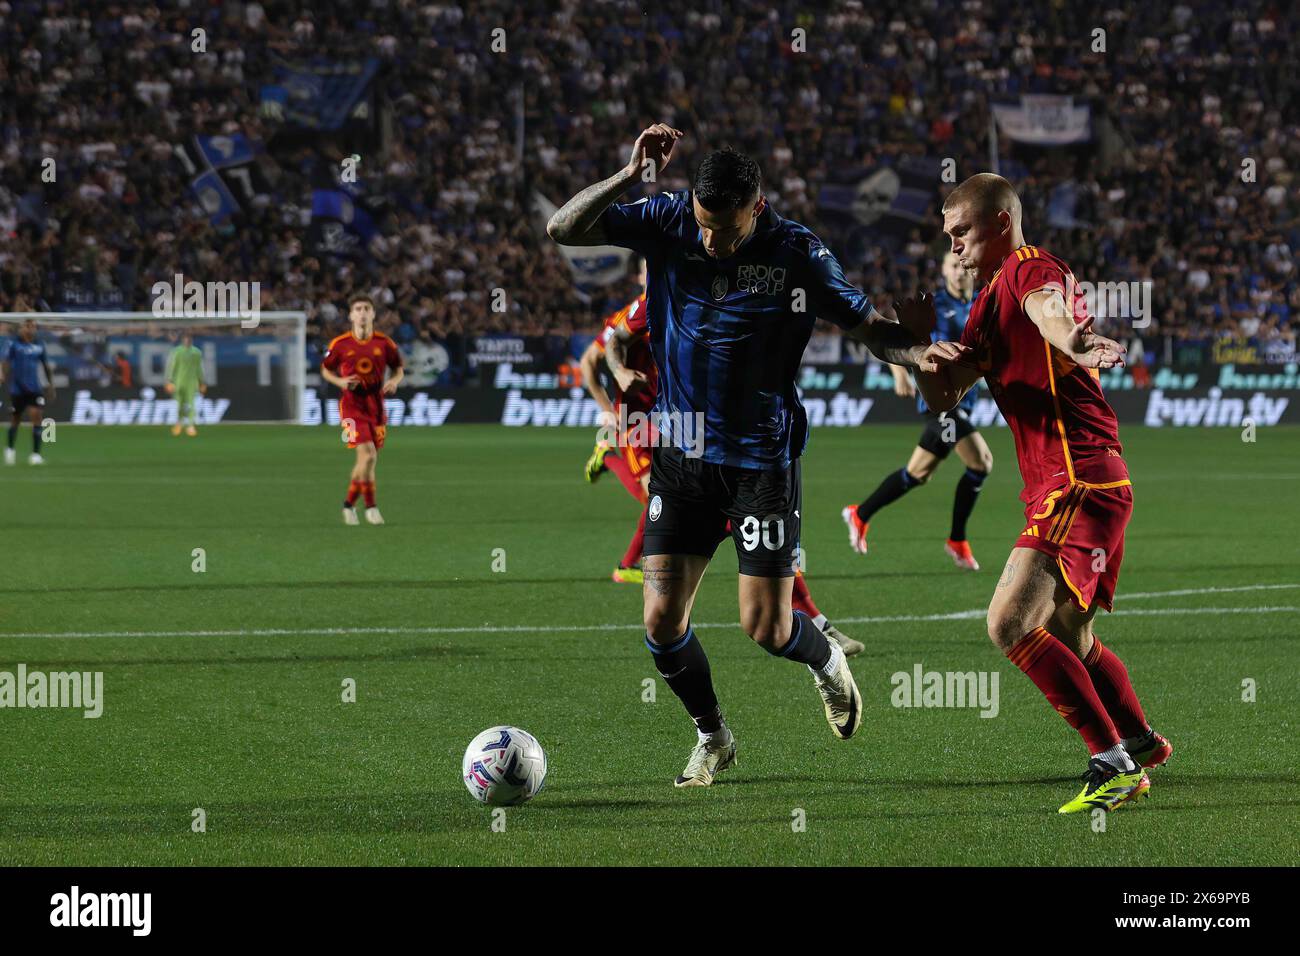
[910,173,1171,814]
[580,259,655,582]
[321,294,404,526]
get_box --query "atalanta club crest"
[648,495,663,521]
[711,274,728,300]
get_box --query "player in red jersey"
[579,260,656,582]
[909,173,1171,814]
[580,263,864,654]
[320,295,404,526]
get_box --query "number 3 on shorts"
[739,514,785,551]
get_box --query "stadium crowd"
[0,0,1295,367]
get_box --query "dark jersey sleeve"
[801,239,871,332]
[597,193,680,253]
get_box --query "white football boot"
[365,506,384,525]
[342,506,360,525]
[28,453,45,466]
[3,448,14,465]
[673,726,737,788]
[811,642,863,740]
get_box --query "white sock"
[698,724,728,744]
[814,642,842,678]
[1093,743,1135,772]
[811,613,829,631]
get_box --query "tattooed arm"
[546,168,639,247]
[546,123,683,247]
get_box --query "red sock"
[363,481,376,508]
[791,571,821,619]
[1083,637,1149,739]
[603,451,646,503]
[1007,627,1120,754]
[345,480,361,506]
[621,509,647,568]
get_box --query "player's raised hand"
[626,124,683,179]
[894,292,938,341]
[1066,315,1127,369]
[915,340,967,374]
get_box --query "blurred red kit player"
[579,261,657,582]
[321,294,404,525]
[911,173,1170,813]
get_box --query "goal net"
[1,312,307,425]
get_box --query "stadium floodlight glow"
[1,311,307,425]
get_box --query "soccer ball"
[462,726,547,806]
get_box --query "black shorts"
[9,391,44,416]
[643,446,802,578]
[917,408,977,459]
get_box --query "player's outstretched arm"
[578,339,616,422]
[1024,289,1127,369]
[845,305,967,373]
[546,123,682,246]
[603,322,649,397]
[890,362,916,398]
[915,361,982,413]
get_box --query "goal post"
[0,311,307,425]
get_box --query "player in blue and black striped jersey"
[3,319,55,466]
[548,123,967,787]
[843,252,994,571]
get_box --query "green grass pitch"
[1,422,1297,866]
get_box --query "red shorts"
[342,416,386,450]
[617,404,656,480]
[618,439,652,480]
[1017,480,1133,612]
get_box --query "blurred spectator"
[0,0,1293,367]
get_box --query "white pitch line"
[3,606,1297,640]
[1120,583,1300,600]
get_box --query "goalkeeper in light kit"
[321,295,403,525]
[165,332,206,437]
